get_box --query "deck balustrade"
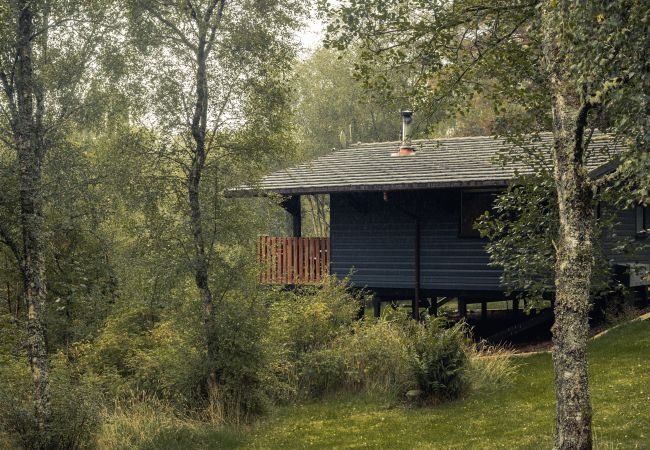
[257,236,330,284]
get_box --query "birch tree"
[129,0,303,396]
[0,0,120,437]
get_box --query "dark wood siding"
[330,192,650,294]
[330,190,502,292]
[602,206,650,263]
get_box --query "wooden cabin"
[232,119,650,319]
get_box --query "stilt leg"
[373,296,381,318]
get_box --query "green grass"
[96,320,650,449]
[242,320,650,449]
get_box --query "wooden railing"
[257,236,330,285]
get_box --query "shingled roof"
[232,133,623,196]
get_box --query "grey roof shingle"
[232,133,624,196]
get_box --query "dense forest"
[1,1,649,449]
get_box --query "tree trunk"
[543,8,594,449]
[189,35,218,390]
[14,1,52,433]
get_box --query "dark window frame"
[459,190,498,239]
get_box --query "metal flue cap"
[398,110,415,155]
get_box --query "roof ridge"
[347,132,558,148]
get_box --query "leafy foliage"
[264,279,362,400]
[0,354,101,450]
[476,172,635,320]
[408,318,471,402]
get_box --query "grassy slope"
[244,320,650,449]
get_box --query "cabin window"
[636,204,649,237]
[460,191,496,238]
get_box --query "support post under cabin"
[413,216,421,320]
[428,297,437,316]
[281,195,301,237]
[458,297,467,318]
[373,296,381,318]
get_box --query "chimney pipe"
[399,110,415,156]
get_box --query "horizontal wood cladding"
[602,206,650,263]
[330,191,502,291]
[330,193,650,293]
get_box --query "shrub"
[77,306,155,398]
[266,279,361,358]
[264,278,363,401]
[81,290,270,425]
[335,318,413,395]
[408,318,471,403]
[127,318,206,406]
[205,291,271,424]
[0,354,101,450]
[297,347,346,397]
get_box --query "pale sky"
[298,17,325,59]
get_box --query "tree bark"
[188,29,218,390]
[14,0,52,434]
[542,7,594,449]
[144,0,227,399]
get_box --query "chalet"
[231,112,650,320]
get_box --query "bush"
[297,348,346,397]
[335,317,413,395]
[264,278,363,401]
[205,291,271,424]
[81,290,270,425]
[77,306,155,398]
[282,314,414,399]
[127,318,206,406]
[266,279,361,358]
[0,354,101,450]
[408,318,471,403]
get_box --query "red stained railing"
[257,236,330,285]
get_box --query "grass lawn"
[239,319,650,449]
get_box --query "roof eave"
[225,179,512,197]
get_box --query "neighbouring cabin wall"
[330,190,503,292]
[602,205,650,264]
[330,192,650,295]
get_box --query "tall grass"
[469,341,519,390]
[97,395,245,450]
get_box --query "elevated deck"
[257,236,330,285]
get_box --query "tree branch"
[0,222,23,274]
[145,5,198,52]
[0,71,18,131]
[205,0,226,56]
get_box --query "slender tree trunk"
[307,195,318,237]
[189,34,218,390]
[5,281,12,316]
[143,0,227,399]
[543,7,594,449]
[14,1,52,433]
